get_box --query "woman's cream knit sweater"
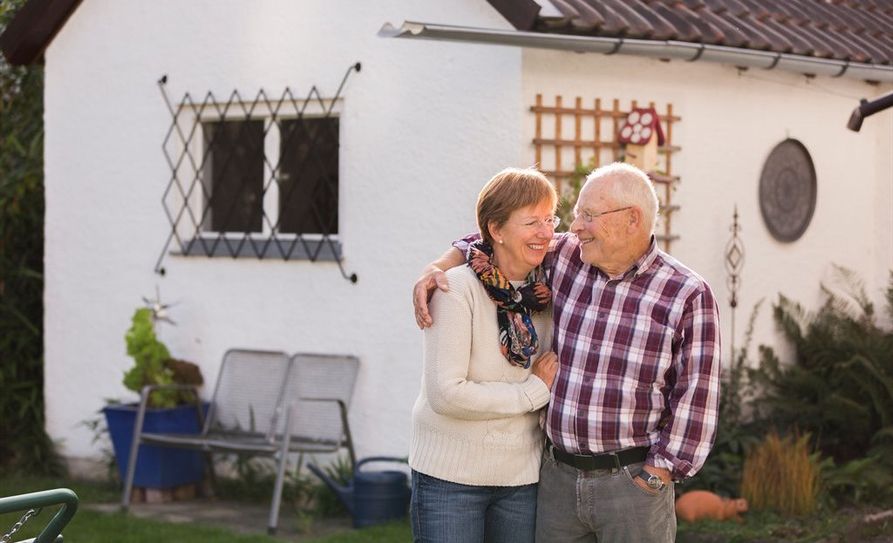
[409,266,552,487]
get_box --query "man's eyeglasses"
[517,216,561,229]
[573,206,632,223]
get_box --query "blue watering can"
[308,456,410,528]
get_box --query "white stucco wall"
[522,48,893,363]
[42,0,524,467]
[41,1,893,472]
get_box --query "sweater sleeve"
[423,272,550,421]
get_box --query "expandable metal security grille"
[155,62,361,283]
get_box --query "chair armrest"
[289,397,355,466]
[0,488,78,543]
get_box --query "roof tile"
[524,0,893,66]
[650,3,703,42]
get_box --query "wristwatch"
[636,470,665,490]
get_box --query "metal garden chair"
[121,348,360,534]
[0,488,78,543]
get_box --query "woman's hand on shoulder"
[531,351,558,389]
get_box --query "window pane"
[278,117,339,235]
[202,120,264,233]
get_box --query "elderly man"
[413,162,721,543]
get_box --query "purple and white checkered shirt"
[456,233,721,479]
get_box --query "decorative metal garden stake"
[725,206,744,362]
[142,285,176,327]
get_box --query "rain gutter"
[378,21,893,84]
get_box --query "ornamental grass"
[740,432,820,516]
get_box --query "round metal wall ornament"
[758,139,816,242]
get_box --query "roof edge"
[485,0,540,31]
[378,21,893,84]
[1,0,82,66]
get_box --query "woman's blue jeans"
[411,470,537,543]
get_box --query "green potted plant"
[103,305,206,490]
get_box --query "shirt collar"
[605,236,658,281]
[631,236,660,278]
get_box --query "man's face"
[569,180,634,268]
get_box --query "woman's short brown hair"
[476,167,558,245]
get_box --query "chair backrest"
[285,353,359,444]
[204,349,292,440]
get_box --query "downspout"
[378,21,893,84]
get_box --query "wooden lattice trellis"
[530,94,681,252]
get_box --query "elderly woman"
[409,167,560,543]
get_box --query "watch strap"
[636,470,665,490]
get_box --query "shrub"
[0,0,60,475]
[740,432,820,516]
[752,267,893,505]
[122,307,202,408]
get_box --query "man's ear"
[627,206,643,232]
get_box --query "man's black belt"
[547,440,649,471]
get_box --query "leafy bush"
[122,307,202,408]
[752,267,893,505]
[0,0,60,475]
[123,307,176,407]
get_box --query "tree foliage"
[0,0,60,474]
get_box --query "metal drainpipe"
[378,21,893,84]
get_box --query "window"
[200,116,339,238]
[278,118,339,235]
[157,62,360,281]
[201,120,265,233]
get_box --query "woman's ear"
[488,221,503,245]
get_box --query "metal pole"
[724,206,745,363]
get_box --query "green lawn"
[676,508,893,543]
[0,475,412,542]
[6,475,891,542]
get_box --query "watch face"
[639,471,662,489]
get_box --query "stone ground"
[88,501,354,541]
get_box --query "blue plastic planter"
[103,403,208,489]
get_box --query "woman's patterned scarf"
[467,240,551,368]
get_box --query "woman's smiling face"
[489,198,557,280]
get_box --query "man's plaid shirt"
[542,233,721,479]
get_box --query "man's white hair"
[584,162,659,234]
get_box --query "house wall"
[40,0,893,473]
[522,48,893,363]
[42,0,524,469]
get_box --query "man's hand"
[633,464,673,494]
[412,247,466,329]
[413,265,449,329]
[531,351,559,389]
